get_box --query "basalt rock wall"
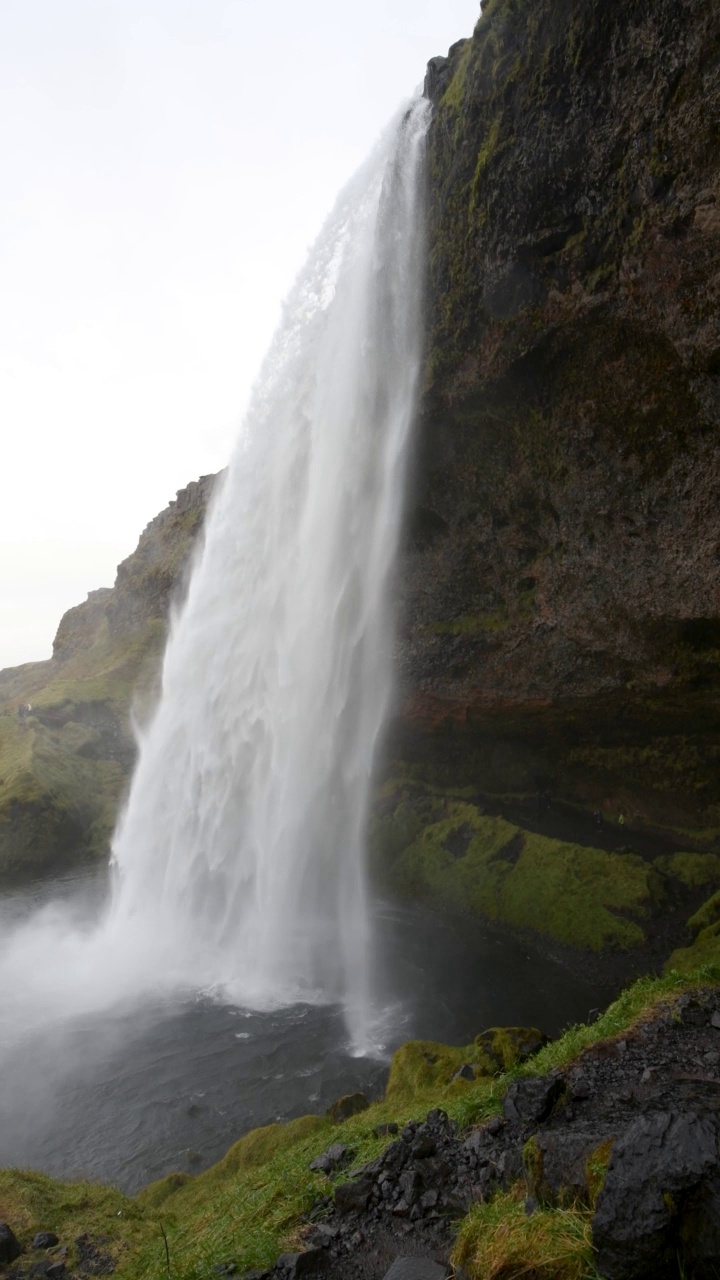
[392,0,720,833]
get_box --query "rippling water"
[0,868,609,1193]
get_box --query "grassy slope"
[2,965,718,1280]
[0,620,165,875]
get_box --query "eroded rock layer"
[394,0,720,833]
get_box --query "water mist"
[0,99,430,1058]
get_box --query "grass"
[452,1184,596,1280]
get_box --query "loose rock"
[0,1224,23,1265]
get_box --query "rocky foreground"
[260,988,720,1280]
[3,982,720,1280]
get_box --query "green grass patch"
[452,1184,595,1280]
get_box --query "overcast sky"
[0,0,479,670]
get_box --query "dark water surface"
[0,868,610,1193]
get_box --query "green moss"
[585,1139,614,1208]
[386,1026,544,1104]
[688,890,720,934]
[470,118,502,211]
[654,851,720,888]
[430,609,510,635]
[382,799,652,951]
[523,1134,545,1198]
[441,40,472,112]
[666,922,720,974]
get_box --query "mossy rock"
[326,1093,370,1124]
[386,1025,545,1103]
[688,890,720,935]
[655,851,720,889]
[666,921,720,975]
[375,792,654,952]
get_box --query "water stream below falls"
[0,869,611,1193]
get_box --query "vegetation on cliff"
[0,477,215,877]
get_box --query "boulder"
[274,1252,324,1277]
[334,1177,374,1215]
[503,1075,565,1125]
[326,1092,369,1123]
[593,1110,720,1279]
[32,1232,60,1250]
[0,1223,22,1264]
[309,1143,352,1175]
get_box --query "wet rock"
[274,1251,325,1277]
[373,1123,399,1138]
[382,1256,448,1279]
[398,1171,422,1206]
[503,1075,565,1125]
[423,54,450,101]
[410,1136,436,1159]
[452,1064,474,1082]
[309,1144,352,1175]
[306,1224,337,1249]
[381,1140,410,1174]
[0,1224,22,1265]
[531,1127,614,1204]
[326,1093,369,1123]
[677,996,710,1028]
[213,1265,238,1277]
[593,1110,720,1279]
[334,1177,374,1215]
[33,1233,60,1250]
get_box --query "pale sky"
[0,0,479,670]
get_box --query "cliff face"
[0,475,216,875]
[393,0,720,833]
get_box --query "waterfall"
[108,98,430,1050]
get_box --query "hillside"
[0,475,216,876]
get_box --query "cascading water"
[106,97,430,1049]
[0,97,608,1191]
